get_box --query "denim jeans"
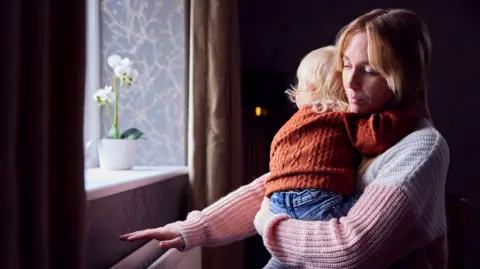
[264,189,358,268]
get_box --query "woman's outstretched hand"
[119,226,185,250]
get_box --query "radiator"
[110,240,201,269]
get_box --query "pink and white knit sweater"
[168,119,450,269]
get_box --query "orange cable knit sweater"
[265,106,419,196]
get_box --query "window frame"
[84,0,102,168]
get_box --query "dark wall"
[239,0,479,268]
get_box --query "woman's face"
[342,32,394,114]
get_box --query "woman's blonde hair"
[329,9,433,176]
[328,8,432,116]
[286,46,348,112]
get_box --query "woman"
[254,8,448,268]
[120,8,449,268]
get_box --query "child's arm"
[166,173,268,250]
[341,109,421,156]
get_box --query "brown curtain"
[187,0,245,268]
[1,0,86,268]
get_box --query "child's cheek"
[296,91,311,108]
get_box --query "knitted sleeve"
[166,173,268,250]
[342,109,420,156]
[254,128,449,268]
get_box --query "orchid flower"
[93,53,143,140]
[107,54,139,85]
[93,85,114,104]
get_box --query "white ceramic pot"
[97,139,137,170]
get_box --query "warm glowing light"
[255,107,262,116]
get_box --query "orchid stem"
[105,103,114,126]
[113,75,118,128]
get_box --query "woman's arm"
[167,173,268,250]
[254,127,449,268]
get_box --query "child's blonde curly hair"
[286,46,348,113]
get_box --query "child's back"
[266,107,359,197]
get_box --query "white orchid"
[107,54,139,85]
[107,54,122,69]
[95,53,143,140]
[93,85,114,103]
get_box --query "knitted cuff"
[165,211,207,251]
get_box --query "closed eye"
[364,70,379,76]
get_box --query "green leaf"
[120,127,144,140]
[107,125,120,139]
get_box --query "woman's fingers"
[120,227,185,250]
[123,229,154,241]
[119,227,181,242]
[159,236,185,250]
[118,233,132,240]
[119,231,142,240]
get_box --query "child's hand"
[260,196,271,211]
[254,197,275,236]
[119,226,185,250]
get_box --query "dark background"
[238,1,479,268]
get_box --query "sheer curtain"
[1,0,87,268]
[187,0,245,268]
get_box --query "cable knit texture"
[169,119,449,269]
[265,107,420,197]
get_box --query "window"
[83,0,187,168]
[83,3,189,268]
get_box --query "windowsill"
[85,166,189,201]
